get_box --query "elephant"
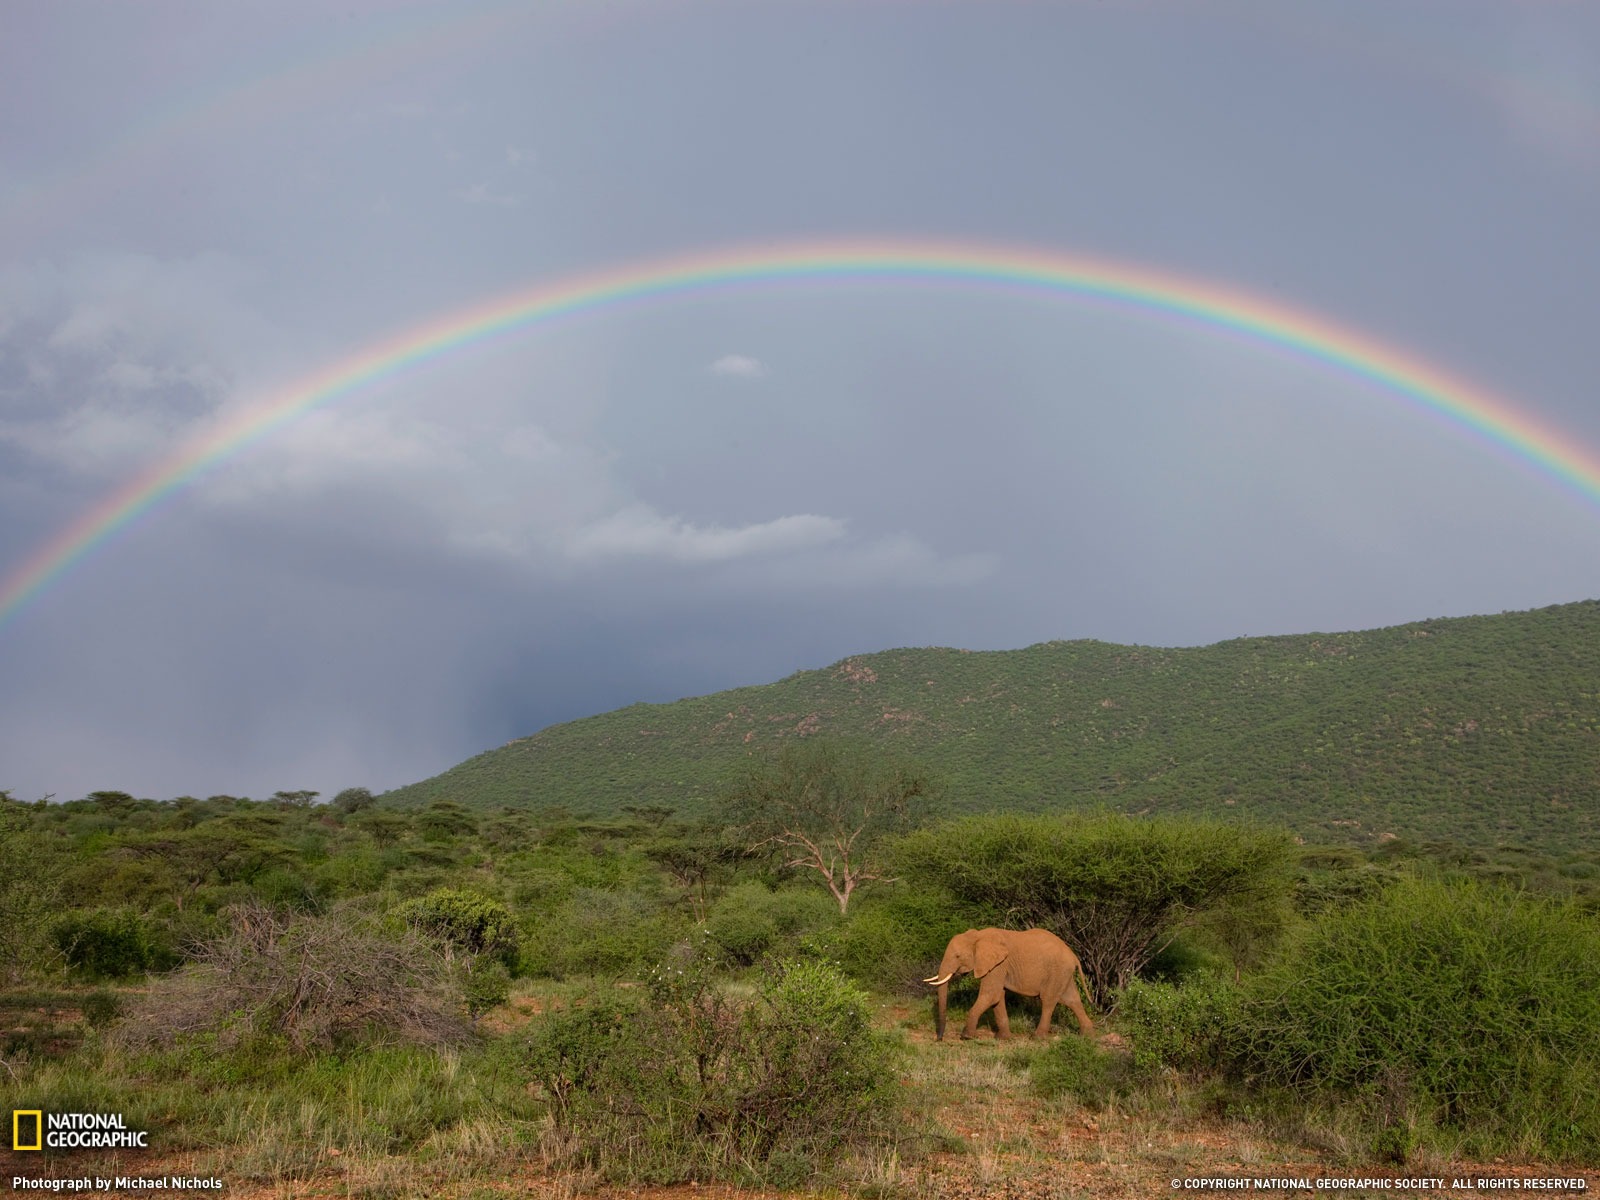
[924,927,1094,1041]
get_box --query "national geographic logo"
[11,1111,148,1150]
[13,1110,41,1151]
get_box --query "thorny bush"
[522,946,902,1185]
[115,901,472,1053]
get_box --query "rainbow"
[3,237,1597,630]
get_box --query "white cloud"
[0,403,183,473]
[709,354,767,378]
[455,182,521,207]
[566,506,845,564]
[0,254,261,476]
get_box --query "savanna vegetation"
[4,723,1599,1194]
[384,600,1600,856]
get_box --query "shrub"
[523,951,901,1184]
[1115,974,1245,1077]
[395,888,520,969]
[116,902,471,1053]
[250,868,321,912]
[1028,1033,1131,1109]
[415,800,478,842]
[2,803,66,981]
[1236,877,1600,1160]
[458,959,512,1021]
[51,909,177,980]
[311,850,388,897]
[704,884,838,966]
[82,989,123,1028]
[518,889,687,979]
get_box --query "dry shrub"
[117,902,471,1053]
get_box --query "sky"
[3,0,1600,804]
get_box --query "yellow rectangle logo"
[13,1109,42,1151]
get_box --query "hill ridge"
[384,600,1600,852]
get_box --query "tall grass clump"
[1237,876,1600,1160]
[522,951,902,1185]
[2,1038,532,1184]
[1026,1033,1132,1110]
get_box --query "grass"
[4,977,1595,1198]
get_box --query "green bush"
[458,959,512,1020]
[1140,935,1226,983]
[819,887,1000,993]
[1115,974,1245,1077]
[519,889,688,979]
[0,802,65,982]
[311,850,388,897]
[82,989,123,1028]
[51,909,177,979]
[1236,877,1600,1160]
[522,952,901,1184]
[250,868,320,911]
[704,884,838,966]
[395,888,520,970]
[1028,1034,1130,1109]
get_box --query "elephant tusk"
[923,972,954,986]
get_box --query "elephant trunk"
[924,967,956,1041]
[927,952,963,1041]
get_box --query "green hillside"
[384,600,1600,852]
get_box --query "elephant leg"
[1061,976,1095,1035]
[1034,989,1058,1038]
[962,975,1009,1040]
[993,993,1012,1040]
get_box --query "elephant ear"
[973,936,1009,979]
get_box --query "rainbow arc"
[3,238,1596,630]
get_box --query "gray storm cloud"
[2,1,1599,802]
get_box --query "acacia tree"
[120,822,291,910]
[331,787,376,814]
[894,812,1294,1006]
[395,888,519,967]
[645,823,745,921]
[394,888,519,1020]
[722,738,938,914]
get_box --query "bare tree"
[723,738,937,914]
